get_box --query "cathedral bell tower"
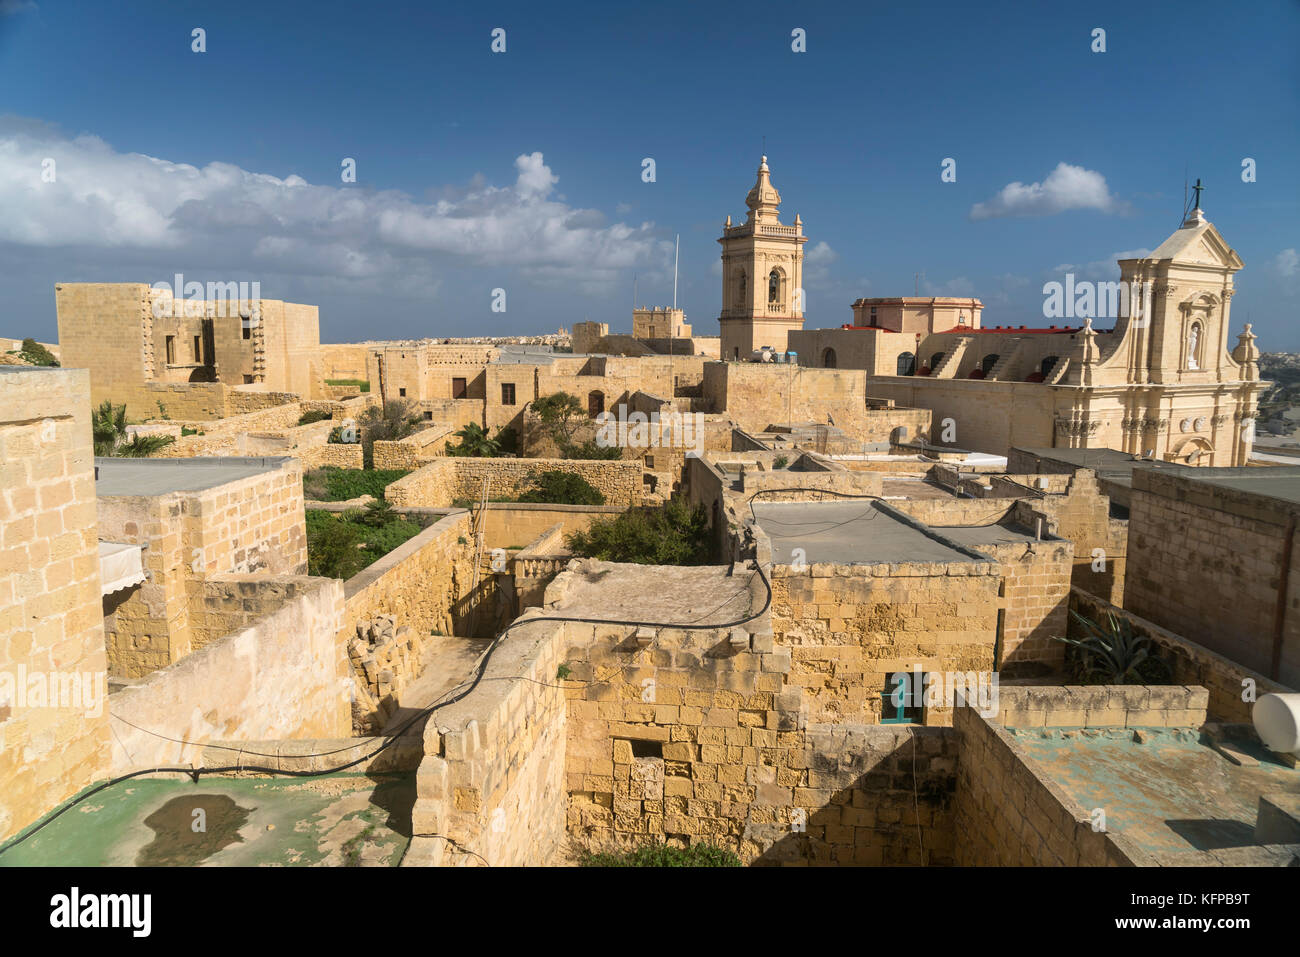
[718,156,807,360]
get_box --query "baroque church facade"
[723,157,1264,467]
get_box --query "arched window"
[1187,322,1201,370]
[1040,355,1059,379]
[897,352,916,376]
[768,269,781,304]
[981,353,999,375]
[822,348,837,368]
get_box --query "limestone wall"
[107,575,349,771]
[770,559,1002,725]
[97,457,308,677]
[477,503,624,548]
[406,615,571,867]
[977,537,1074,676]
[1126,468,1300,686]
[387,457,644,509]
[0,368,113,841]
[342,511,475,644]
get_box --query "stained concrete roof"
[1012,728,1299,865]
[95,456,293,497]
[753,500,990,566]
[1165,466,1300,508]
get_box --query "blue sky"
[2,0,1297,346]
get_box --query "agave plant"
[1053,609,1170,684]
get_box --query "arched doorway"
[981,353,999,375]
[822,348,837,368]
[897,352,916,376]
[587,390,605,417]
[1040,355,1059,379]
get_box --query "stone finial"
[1070,317,1099,387]
[1232,323,1260,380]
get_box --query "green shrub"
[297,409,332,426]
[566,497,713,565]
[564,439,622,460]
[325,378,370,393]
[517,470,606,506]
[302,467,410,502]
[580,843,741,867]
[773,455,789,469]
[18,338,58,367]
[305,506,422,579]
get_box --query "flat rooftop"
[1165,465,1300,508]
[929,522,1046,549]
[1012,447,1194,490]
[0,772,413,867]
[1012,728,1300,865]
[753,500,990,566]
[552,561,757,624]
[95,456,293,497]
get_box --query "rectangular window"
[423,411,433,421]
[164,336,175,364]
[399,387,407,397]
[243,374,254,384]
[242,324,251,340]
[881,671,925,725]
[452,377,467,399]
[501,383,516,406]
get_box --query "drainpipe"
[993,579,1006,672]
[1270,516,1295,681]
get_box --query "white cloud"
[0,118,672,296]
[1273,248,1299,277]
[970,163,1127,220]
[802,240,837,282]
[1049,248,1152,281]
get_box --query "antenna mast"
[673,235,679,310]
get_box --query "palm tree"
[445,422,500,457]
[91,400,175,457]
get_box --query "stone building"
[718,157,808,360]
[55,282,326,416]
[785,198,1263,466]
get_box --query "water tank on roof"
[1253,693,1300,756]
[786,351,798,365]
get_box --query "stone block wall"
[107,575,349,771]
[770,560,1002,725]
[1126,468,1300,686]
[978,537,1074,676]
[96,457,308,677]
[407,616,571,867]
[0,368,113,841]
[386,456,644,509]
[342,511,475,648]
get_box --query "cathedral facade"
[724,155,1266,466]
